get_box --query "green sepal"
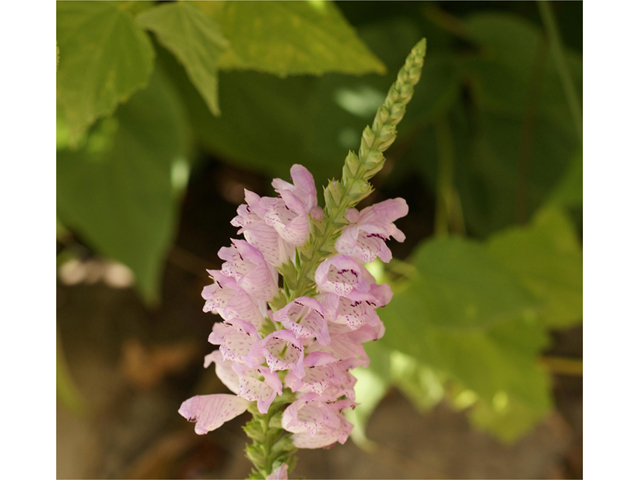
[243,420,266,442]
[245,443,264,466]
[268,411,284,429]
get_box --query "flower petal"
[179,394,249,435]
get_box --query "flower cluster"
[178,36,426,479]
[179,164,408,457]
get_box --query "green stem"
[537,0,583,141]
[245,394,297,479]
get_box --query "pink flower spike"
[218,239,278,301]
[266,463,289,480]
[179,394,249,435]
[314,255,371,297]
[273,297,331,346]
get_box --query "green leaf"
[487,207,583,328]
[467,393,550,443]
[194,0,385,76]
[137,2,228,116]
[377,236,552,439]
[459,110,579,236]
[549,149,583,208]
[453,12,582,236]
[57,1,154,143]
[57,70,189,304]
[401,237,539,330]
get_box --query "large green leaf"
[450,13,582,236]
[194,0,385,76]
[487,207,583,328]
[57,70,189,304]
[57,1,154,143]
[377,236,552,438]
[458,109,579,236]
[137,2,228,116]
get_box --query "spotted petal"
[314,255,371,297]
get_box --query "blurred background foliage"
[56,0,582,452]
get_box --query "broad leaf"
[194,0,386,76]
[137,2,228,116]
[57,70,189,304]
[57,1,154,143]
[377,236,552,439]
[453,13,582,236]
[487,207,583,328]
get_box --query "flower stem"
[245,393,297,479]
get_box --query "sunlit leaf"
[487,207,583,328]
[194,0,386,76]
[57,1,154,143]
[468,393,550,443]
[137,2,228,116]
[377,236,552,438]
[57,70,188,304]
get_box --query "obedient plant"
[180,39,426,479]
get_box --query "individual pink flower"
[179,394,249,434]
[201,271,268,330]
[231,190,295,268]
[285,351,340,395]
[282,394,355,448]
[266,463,289,480]
[306,323,372,368]
[273,297,330,346]
[335,198,408,263]
[208,322,258,364]
[232,363,283,414]
[314,255,371,297]
[218,239,278,301]
[249,330,305,379]
[272,164,324,221]
[261,165,323,246]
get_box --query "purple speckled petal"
[179,394,249,435]
[261,330,305,377]
[233,364,282,413]
[218,240,278,301]
[314,256,371,297]
[274,297,330,345]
